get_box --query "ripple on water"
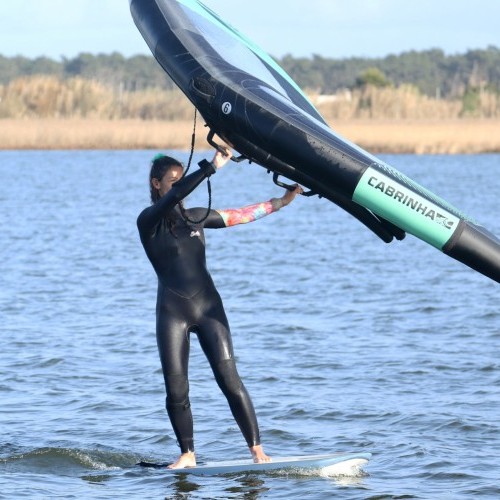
[1,151,500,499]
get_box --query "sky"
[0,0,499,61]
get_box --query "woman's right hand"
[212,147,232,169]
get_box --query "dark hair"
[149,154,183,203]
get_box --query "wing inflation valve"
[190,77,216,104]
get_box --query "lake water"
[1,150,499,499]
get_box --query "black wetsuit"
[137,160,260,453]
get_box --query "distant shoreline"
[2,118,500,154]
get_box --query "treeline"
[2,46,500,97]
[280,46,500,97]
[0,53,173,92]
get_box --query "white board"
[138,452,371,476]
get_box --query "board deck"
[138,452,371,476]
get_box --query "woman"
[137,147,302,469]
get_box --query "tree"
[355,67,391,88]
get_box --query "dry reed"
[311,85,465,121]
[2,76,500,153]
[3,75,500,121]
[0,119,199,150]
[331,119,500,154]
[2,117,500,153]
[0,76,193,120]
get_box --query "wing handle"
[207,129,247,163]
[272,173,315,197]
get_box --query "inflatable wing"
[130,0,500,283]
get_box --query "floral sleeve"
[216,199,281,227]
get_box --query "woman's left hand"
[212,147,232,169]
[281,184,303,206]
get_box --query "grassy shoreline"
[2,118,500,154]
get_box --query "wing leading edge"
[130,0,500,282]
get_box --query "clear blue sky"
[1,0,499,60]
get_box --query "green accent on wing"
[175,0,308,100]
[353,166,462,249]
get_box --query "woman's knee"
[165,373,189,405]
[213,358,243,395]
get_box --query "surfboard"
[130,0,500,284]
[138,452,371,476]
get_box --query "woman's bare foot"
[250,445,271,463]
[167,451,196,469]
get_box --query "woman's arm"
[208,184,303,228]
[137,148,232,234]
[137,160,216,234]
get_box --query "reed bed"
[0,76,193,120]
[311,86,463,120]
[3,76,500,121]
[2,117,500,153]
[0,118,199,150]
[331,119,500,154]
[2,76,500,153]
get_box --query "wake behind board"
[138,452,371,476]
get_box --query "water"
[1,150,499,499]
